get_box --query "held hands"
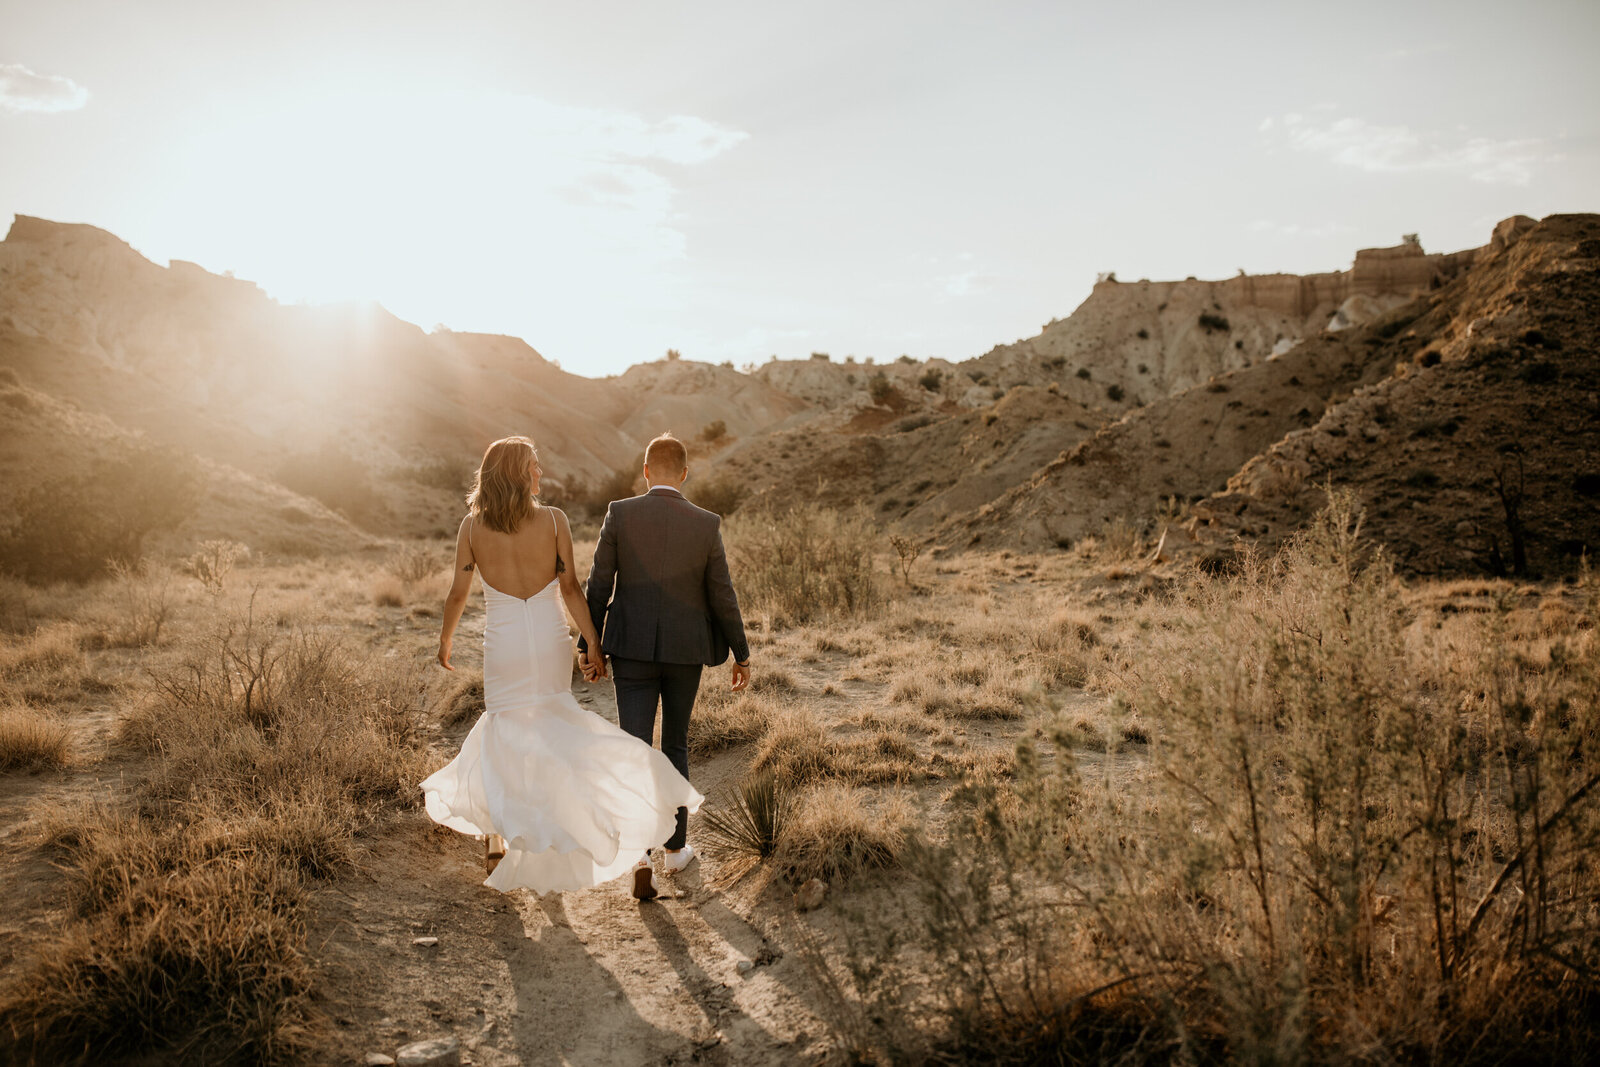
[579,649,609,682]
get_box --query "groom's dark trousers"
[611,659,701,849]
[581,485,749,852]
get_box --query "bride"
[422,435,702,897]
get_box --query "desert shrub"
[1075,367,1091,380]
[724,504,879,627]
[752,707,923,787]
[918,369,943,392]
[834,493,1600,1063]
[1105,383,1125,402]
[689,691,770,755]
[810,352,831,361]
[397,454,474,494]
[1136,327,1149,339]
[701,419,727,443]
[276,446,387,531]
[1199,311,1231,332]
[689,473,747,517]
[895,414,934,433]
[437,670,485,727]
[777,785,911,883]
[0,853,315,1065]
[188,539,248,595]
[868,373,895,405]
[702,768,791,882]
[92,559,174,648]
[665,348,681,361]
[0,703,71,771]
[0,444,201,583]
[385,543,442,584]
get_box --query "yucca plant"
[701,768,791,884]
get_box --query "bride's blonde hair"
[467,436,537,534]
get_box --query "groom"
[577,432,751,900]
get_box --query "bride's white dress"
[421,572,703,893]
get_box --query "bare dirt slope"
[944,300,1433,551]
[711,385,1105,530]
[0,374,372,559]
[1192,213,1600,577]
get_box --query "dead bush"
[777,785,912,883]
[0,703,71,771]
[725,505,880,627]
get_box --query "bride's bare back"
[466,506,564,599]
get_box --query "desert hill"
[951,214,1599,578]
[1189,213,1600,577]
[963,235,1479,413]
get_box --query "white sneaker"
[661,844,696,875]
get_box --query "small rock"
[364,1055,396,1066]
[396,1036,461,1067]
[735,958,755,975]
[411,936,439,947]
[794,878,828,911]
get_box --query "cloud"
[0,63,89,113]
[1269,113,1552,185]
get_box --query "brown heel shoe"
[484,834,507,875]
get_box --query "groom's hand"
[731,661,750,692]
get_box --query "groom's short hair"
[645,432,688,475]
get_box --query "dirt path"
[312,674,832,1067]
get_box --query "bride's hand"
[438,640,454,671]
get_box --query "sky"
[2,0,1596,377]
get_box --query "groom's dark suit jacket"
[582,487,749,666]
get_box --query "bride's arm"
[553,508,605,663]
[438,516,475,670]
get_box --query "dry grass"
[752,706,926,786]
[832,495,1600,1064]
[690,690,773,756]
[0,597,429,1064]
[0,703,71,771]
[725,504,880,627]
[777,785,912,883]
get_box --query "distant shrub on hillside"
[1137,327,1150,339]
[1075,367,1091,380]
[918,369,943,392]
[665,348,682,361]
[1106,384,1126,402]
[398,454,474,495]
[810,352,831,361]
[897,355,916,365]
[1199,311,1231,332]
[868,373,895,405]
[0,444,201,583]
[701,420,727,443]
[277,447,387,531]
[689,474,747,517]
